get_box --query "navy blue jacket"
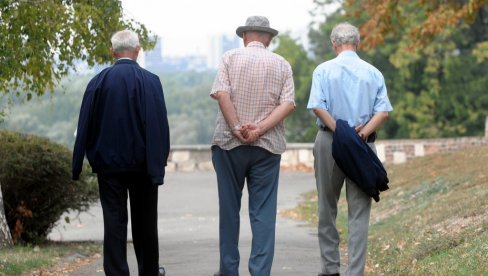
[332,120,389,202]
[72,59,170,185]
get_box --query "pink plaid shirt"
[210,41,295,154]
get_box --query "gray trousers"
[313,130,373,276]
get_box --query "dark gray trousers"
[313,130,373,276]
[98,172,160,276]
[212,145,281,276]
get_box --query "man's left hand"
[233,123,262,144]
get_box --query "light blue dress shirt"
[307,51,393,128]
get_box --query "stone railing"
[167,117,488,172]
[167,137,487,172]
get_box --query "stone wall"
[167,118,488,172]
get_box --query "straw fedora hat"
[235,16,278,38]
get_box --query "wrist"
[256,123,265,136]
[232,123,241,132]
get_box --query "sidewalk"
[49,170,320,275]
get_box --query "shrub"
[0,130,98,244]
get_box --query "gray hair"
[330,22,360,46]
[111,30,140,52]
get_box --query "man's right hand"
[232,127,248,144]
[233,123,262,144]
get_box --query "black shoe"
[318,273,339,276]
[159,267,166,276]
[213,271,222,276]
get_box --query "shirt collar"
[338,50,359,58]
[246,41,266,49]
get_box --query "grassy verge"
[284,146,488,275]
[0,241,102,275]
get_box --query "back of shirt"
[307,50,393,127]
[210,41,295,154]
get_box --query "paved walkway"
[48,171,321,275]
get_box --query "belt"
[319,125,377,143]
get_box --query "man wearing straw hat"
[210,15,295,276]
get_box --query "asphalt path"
[48,170,320,275]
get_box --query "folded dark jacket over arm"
[332,119,389,202]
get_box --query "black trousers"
[98,172,160,276]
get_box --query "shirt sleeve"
[373,73,393,113]
[72,78,97,180]
[210,55,231,98]
[279,62,296,105]
[307,66,329,111]
[144,75,170,185]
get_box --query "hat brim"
[236,26,279,38]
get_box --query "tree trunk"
[0,183,13,248]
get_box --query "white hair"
[330,22,360,46]
[111,30,140,53]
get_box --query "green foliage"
[0,0,155,115]
[2,75,92,147]
[2,71,218,146]
[3,1,487,142]
[308,2,488,139]
[308,9,345,62]
[275,34,317,142]
[0,241,101,275]
[155,71,217,145]
[0,130,98,244]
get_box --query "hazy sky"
[121,0,322,56]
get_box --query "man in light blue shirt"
[307,22,393,276]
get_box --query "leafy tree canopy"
[343,0,486,50]
[0,0,155,106]
[274,34,317,142]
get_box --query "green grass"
[0,241,101,276]
[287,146,488,275]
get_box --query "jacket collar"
[114,58,138,65]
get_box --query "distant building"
[144,38,164,71]
[161,55,208,72]
[208,34,241,69]
[136,48,146,68]
[143,35,240,72]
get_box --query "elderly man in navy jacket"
[307,23,393,276]
[72,30,169,276]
